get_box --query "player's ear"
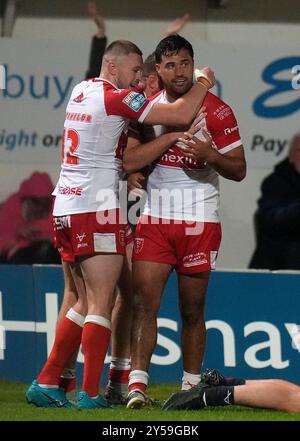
[107,60,117,76]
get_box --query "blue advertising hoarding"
[0,266,299,385]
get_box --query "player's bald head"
[104,40,143,60]
[101,40,143,90]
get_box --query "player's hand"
[174,107,206,149]
[188,106,207,134]
[178,129,213,163]
[195,67,215,89]
[127,172,146,197]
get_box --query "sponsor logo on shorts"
[54,215,71,230]
[76,232,88,249]
[134,238,144,255]
[183,252,208,268]
[119,230,125,247]
[76,232,86,242]
[122,91,146,112]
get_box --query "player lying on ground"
[162,368,300,412]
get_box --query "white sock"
[110,357,131,371]
[128,370,149,388]
[84,314,111,330]
[38,384,59,389]
[181,371,201,390]
[66,308,85,327]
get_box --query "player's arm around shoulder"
[143,68,215,127]
[123,127,180,174]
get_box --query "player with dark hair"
[125,34,246,408]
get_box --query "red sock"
[59,376,77,393]
[128,382,147,393]
[81,321,111,397]
[109,368,131,384]
[59,348,80,392]
[37,317,83,386]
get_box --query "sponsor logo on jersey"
[224,126,239,135]
[213,104,232,120]
[58,186,83,196]
[65,112,92,123]
[159,147,205,169]
[122,91,146,112]
[73,92,84,103]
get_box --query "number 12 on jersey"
[61,128,80,165]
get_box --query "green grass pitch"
[1,380,300,421]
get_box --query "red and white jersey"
[53,78,152,216]
[143,90,242,222]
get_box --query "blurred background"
[0,0,299,268]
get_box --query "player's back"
[62,79,125,171]
[54,78,127,216]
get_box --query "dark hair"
[104,40,143,57]
[155,34,194,63]
[142,52,157,77]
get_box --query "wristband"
[194,69,215,89]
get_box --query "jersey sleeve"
[104,88,153,123]
[206,94,242,154]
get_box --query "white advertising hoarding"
[0,38,299,267]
